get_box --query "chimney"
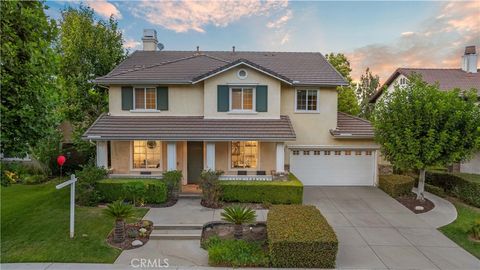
[232,46,235,53]
[142,29,158,51]
[462,45,477,73]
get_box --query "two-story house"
[84,29,378,186]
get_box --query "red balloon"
[57,155,66,166]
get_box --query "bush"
[74,164,108,206]
[378,174,414,198]
[425,183,446,197]
[75,164,107,184]
[220,173,303,204]
[23,174,48,185]
[163,170,183,198]
[469,219,480,240]
[200,170,224,208]
[426,171,480,207]
[97,179,167,204]
[205,236,269,267]
[267,205,338,268]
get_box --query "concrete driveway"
[305,186,480,270]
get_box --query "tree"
[357,68,380,120]
[221,205,257,239]
[373,75,480,200]
[325,53,360,116]
[0,0,60,157]
[58,6,126,156]
[104,200,134,243]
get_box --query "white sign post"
[56,174,77,239]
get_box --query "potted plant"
[221,205,256,239]
[104,200,134,243]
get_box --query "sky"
[45,0,480,82]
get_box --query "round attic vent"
[237,69,248,79]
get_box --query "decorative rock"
[139,228,147,233]
[415,206,425,211]
[82,234,88,238]
[132,240,143,247]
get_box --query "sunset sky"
[45,0,480,82]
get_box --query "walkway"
[413,188,458,228]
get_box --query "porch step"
[153,224,203,230]
[179,193,202,198]
[150,229,202,240]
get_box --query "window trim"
[294,88,320,113]
[237,69,248,80]
[228,141,260,171]
[129,140,163,171]
[132,87,159,112]
[229,86,256,112]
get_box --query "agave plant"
[221,205,256,239]
[104,200,135,243]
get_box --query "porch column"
[276,142,285,173]
[96,141,108,169]
[206,142,215,170]
[167,142,177,171]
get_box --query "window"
[134,87,156,110]
[314,150,321,155]
[292,150,299,155]
[230,87,254,111]
[355,151,362,156]
[366,150,372,156]
[345,150,351,155]
[296,89,319,112]
[303,151,310,155]
[132,140,161,169]
[399,77,408,87]
[237,69,248,79]
[231,141,258,168]
[324,151,331,155]
[335,151,341,155]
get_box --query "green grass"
[440,200,480,259]
[1,180,148,263]
[454,173,480,184]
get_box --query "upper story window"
[237,69,248,79]
[399,77,408,87]
[295,89,319,112]
[134,87,156,110]
[230,87,255,111]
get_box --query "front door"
[187,141,204,184]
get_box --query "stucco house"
[84,29,378,186]
[369,45,480,174]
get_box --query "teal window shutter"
[157,86,168,110]
[217,85,229,112]
[121,86,133,110]
[256,85,268,112]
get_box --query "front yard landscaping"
[440,199,480,259]
[1,180,148,263]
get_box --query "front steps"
[179,193,202,199]
[150,224,203,240]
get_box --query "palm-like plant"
[104,200,135,243]
[221,205,256,239]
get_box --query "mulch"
[396,194,435,214]
[106,220,153,250]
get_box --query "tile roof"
[330,112,374,138]
[95,50,348,86]
[83,114,296,141]
[370,68,480,102]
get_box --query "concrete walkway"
[413,188,458,228]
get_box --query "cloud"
[85,0,122,19]
[280,32,290,45]
[267,9,293,29]
[123,38,141,50]
[128,0,289,33]
[348,1,480,82]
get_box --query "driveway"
[305,186,480,270]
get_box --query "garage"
[290,149,376,186]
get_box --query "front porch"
[95,140,286,184]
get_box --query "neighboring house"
[84,29,377,186]
[370,46,480,174]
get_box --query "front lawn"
[1,180,148,263]
[439,200,480,259]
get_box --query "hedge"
[267,205,338,268]
[205,237,269,267]
[219,173,303,204]
[97,179,167,204]
[426,171,480,207]
[378,174,414,198]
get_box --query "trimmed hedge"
[205,237,269,267]
[97,179,167,204]
[426,171,480,207]
[219,173,303,204]
[267,205,338,268]
[379,174,414,198]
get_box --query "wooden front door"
[187,142,203,184]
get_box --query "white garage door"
[290,149,376,186]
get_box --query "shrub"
[103,200,134,243]
[23,174,48,185]
[267,205,338,268]
[97,179,167,204]
[425,183,446,197]
[426,171,480,207]
[163,170,183,198]
[75,164,107,184]
[206,236,269,267]
[1,161,48,185]
[221,205,256,239]
[378,174,414,198]
[200,170,224,208]
[468,219,480,240]
[74,164,107,206]
[220,173,303,204]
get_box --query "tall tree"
[58,6,125,155]
[373,75,480,200]
[325,53,360,116]
[357,67,379,119]
[0,0,60,157]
